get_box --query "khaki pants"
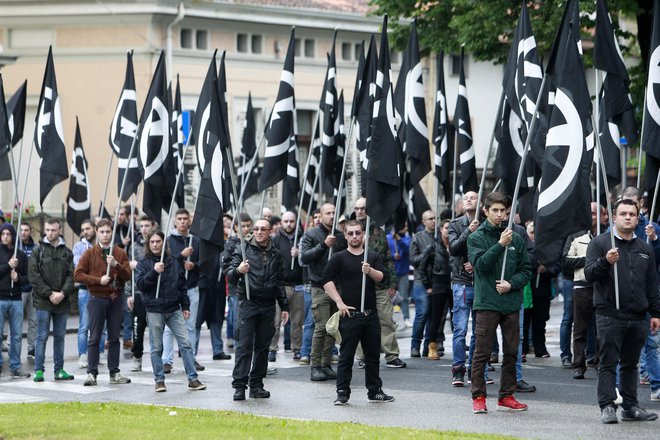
[356,288,400,362]
[310,286,337,367]
[270,285,305,352]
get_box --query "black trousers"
[572,287,597,371]
[336,311,382,396]
[531,295,551,356]
[596,314,646,409]
[471,310,519,399]
[131,293,147,359]
[87,295,123,376]
[231,298,276,389]
[428,293,450,344]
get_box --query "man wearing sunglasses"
[228,218,289,401]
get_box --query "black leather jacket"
[419,241,451,291]
[300,224,347,287]
[448,215,475,286]
[227,236,289,311]
[272,230,303,285]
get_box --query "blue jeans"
[397,275,410,320]
[163,286,198,363]
[0,299,23,372]
[641,314,660,392]
[35,309,68,373]
[410,282,428,350]
[78,288,105,356]
[559,278,574,361]
[451,283,474,368]
[122,295,132,341]
[196,321,224,355]
[299,285,314,357]
[148,311,198,382]
[226,295,237,340]
[517,304,524,381]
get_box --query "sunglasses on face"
[253,227,271,232]
[346,231,363,237]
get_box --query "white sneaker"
[651,389,660,402]
[130,357,142,372]
[403,319,413,328]
[614,388,623,405]
[78,354,88,369]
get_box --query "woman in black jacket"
[419,219,452,360]
[134,231,206,392]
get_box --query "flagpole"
[475,87,506,217]
[292,112,321,269]
[231,132,267,229]
[592,112,620,310]
[329,115,355,258]
[595,69,602,236]
[99,154,114,218]
[637,88,647,189]
[130,194,135,299]
[360,216,370,313]
[13,138,25,223]
[451,132,458,220]
[12,141,35,276]
[434,171,440,240]
[7,144,21,224]
[500,73,548,281]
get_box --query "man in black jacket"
[29,218,75,382]
[585,198,660,424]
[228,218,289,401]
[270,211,303,361]
[300,203,347,381]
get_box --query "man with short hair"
[163,208,204,373]
[468,192,531,414]
[300,203,347,381]
[0,223,30,379]
[447,191,478,386]
[72,219,101,368]
[353,197,406,368]
[228,218,289,400]
[74,218,132,386]
[323,220,394,405]
[409,210,437,358]
[585,198,660,424]
[18,222,37,361]
[29,218,75,382]
[270,211,304,361]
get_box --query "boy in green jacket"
[468,192,531,414]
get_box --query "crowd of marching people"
[0,188,659,422]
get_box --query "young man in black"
[323,220,394,405]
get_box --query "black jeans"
[131,293,147,359]
[572,287,597,371]
[471,310,519,399]
[428,293,450,343]
[87,295,123,376]
[531,295,551,355]
[596,314,646,409]
[336,311,382,396]
[232,298,276,390]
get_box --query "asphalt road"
[1,300,658,439]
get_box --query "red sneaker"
[497,395,528,411]
[473,396,488,414]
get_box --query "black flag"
[34,46,68,206]
[394,20,431,186]
[319,32,342,197]
[259,29,296,192]
[535,26,593,267]
[0,75,13,181]
[110,51,140,201]
[137,52,171,220]
[432,53,452,202]
[7,80,27,148]
[237,93,260,201]
[365,16,402,226]
[453,48,478,193]
[281,117,299,212]
[171,75,186,208]
[642,0,660,189]
[67,118,92,236]
[190,75,231,274]
[354,37,377,197]
[301,117,321,213]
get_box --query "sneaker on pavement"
[54,369,74,381]
[155,382,167,392]
[249,387,271,398]
[601,405,618,424]
[266,367,278,376]
[473,396,488,414]
[357,360,366,369]
[640,375,651,385]
[321,365,337,380]
[334,392,350,406]
[298,355,310,365]
[233,388,246,401]
[311,367,328,381]
[497,395,528,411]
[486,377,495,385]
[621,406,658,422]
[386,358,407,368]
[367,390,395,403]
[130,357,142,372]
[403,319,413,328]
[573,369,585,380]
[78,354,88,369]
[34,370,44,382]
[123,340,133,350]
[331,354,339,364]
[489,354,499,364]
[268,351,277,362]
[194,361,205,371]
[293,351,301,361]
[213,352,232,360]
[410,347,421,358]
[487,363,495,372]
[109,372,131,384]
[10,369,31,379]
[516,380,536,393]
[27,349,35,362]
[561,358,572,369]
[452,369,465,387]
[188,379,207,391]
[651,389,660,402]
[163,363,172,374]
[84,373,97,386]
